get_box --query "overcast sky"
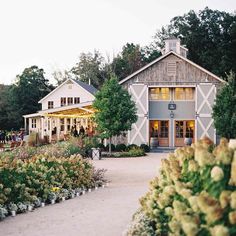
[0,0,235,85]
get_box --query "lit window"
[160,121,169,138]
[185,88,194,100]
[74,97,80,104]
[149,88,170,100]
[48,101,54,109]
[175,88,185,100]
[174,88,194,100]
[32,119,36,128]
[67,97,73,106]
[61,97,66,106]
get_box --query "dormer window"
[61,97,66,107]
[67,97,73,106]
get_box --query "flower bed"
[0,152,106,220]
[125,138,236,236]
[102,147,145,158]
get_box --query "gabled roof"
[119,51,225,85]
[71,79,97,95]
[38,78,97,103]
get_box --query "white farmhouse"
[23,79,97,142]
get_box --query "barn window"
[149,88,170,100]
[174,88,194,100]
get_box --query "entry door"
[150,120,169,147]
[175,120,195,146]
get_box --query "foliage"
[127,144,139,151]
[113,147,145,158]
[125,209,156,236]
[126,138,236,235]
[0,84,11,130]
[70,50,106,89]
[111,43,145,80]
[105,143,116,152]
[0,148,107,218]
[153,7,236,78]
[115,143,127,152]
[93,75,137,154]
[7,66,53,129]
[213,72,236,139]
[140,144,150,153]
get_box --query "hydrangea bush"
[126,138,236,236]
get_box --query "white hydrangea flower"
[211,166,224,181]
[210,225,229,236]
[230,192,236,209]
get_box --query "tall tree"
[70,50,106,89]
[93,75,137,155]
[111,43,145,80]
[8,66,53,129]
[0,84,11,130]
[153,7,236,78]
[52,69,71,86]
[212,71,236,139]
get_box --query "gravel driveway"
[0,153,166,236]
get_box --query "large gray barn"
[119,38,224,148]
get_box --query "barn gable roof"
[119,51,225,85]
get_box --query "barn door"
[128,84,148,145]
[196,83,216,143]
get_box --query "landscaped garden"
[0,137,109,220]
[125,138,236,236]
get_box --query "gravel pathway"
[0,153,166,236]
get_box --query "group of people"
[0,130,24,144]
[71,125,93,137]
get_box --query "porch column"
[41,117,44,139]
[24,117,27,134]
[56,118,60,141]
[49,118,52,142]
[64,118,67,134]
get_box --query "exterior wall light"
[170,111,174,118]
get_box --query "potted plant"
[48,192,57,204]
[17,202,27,213]
[68,189,76,199]
[8,202,18,216]
[0,205,8,220]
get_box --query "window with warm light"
[149,88,170,100]
[174,88,194,100]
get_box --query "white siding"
[41,83,94,110]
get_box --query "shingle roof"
[72,79,98,95]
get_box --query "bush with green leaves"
[126,138,236,236]
[140,144,150,153]
[127,144,138,151]
[115,143,127,152]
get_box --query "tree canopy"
[7,66,53,129]
[153,7,236,78]
[212,72,236,139]
[93,75,137,153]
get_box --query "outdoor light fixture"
[170,111,174,118]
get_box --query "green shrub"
[127,144,138,151]
[95,143,105,150]
[140,144,150,153]
[115,143,127,152]
[126,138,236,236]
[105,144,116,152]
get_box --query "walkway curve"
[0,153,165,236]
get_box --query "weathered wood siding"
[122,54,222,88]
